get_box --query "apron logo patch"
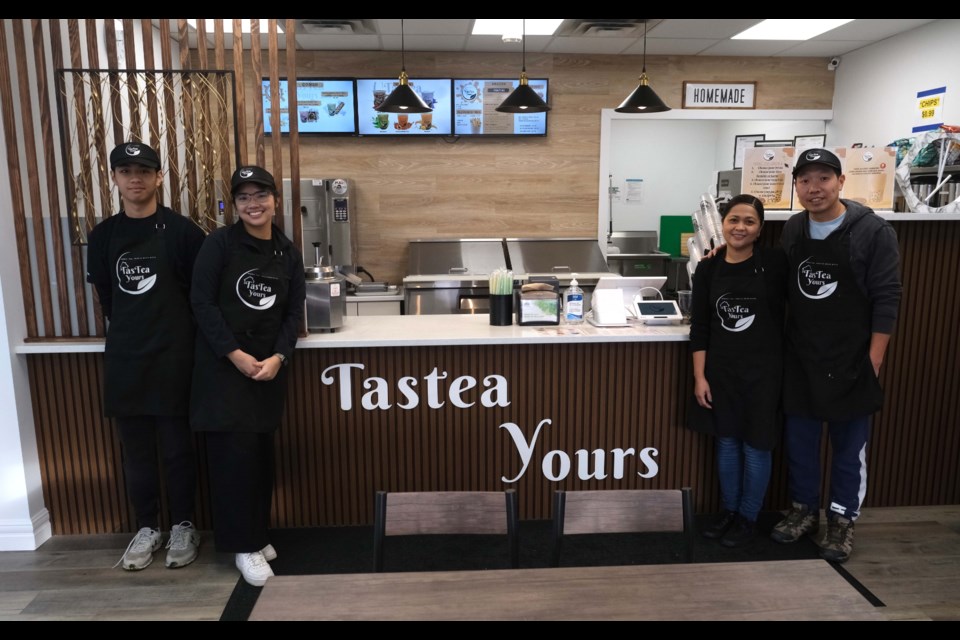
[236,269,277,310]
[716,293,756,332]
[115,252,157,295]
[798,257,839,299]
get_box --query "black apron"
[688,251,782,450]
[783,228,883,420]
[103,211,194,417]
[191,231,290,433]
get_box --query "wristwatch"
[274,352,288,367]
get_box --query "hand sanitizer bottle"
[564,274,584,324]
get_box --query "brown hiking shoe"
[770,502,820,543]
[818,516,855,563]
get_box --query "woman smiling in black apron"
[688,194,788,547]
[190,165,305,587]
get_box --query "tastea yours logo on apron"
[716,293,756,332]
[798,257,839,299]
[116,252,157,295]
[236,269,278,310]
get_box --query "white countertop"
[294,314,689,348]
[15,314,690,353]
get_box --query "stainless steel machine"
[285,178,356,280]
[403,237,615,315]
[404,238,508,315]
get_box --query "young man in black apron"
[771,149,901,563]
[86,142,206,570]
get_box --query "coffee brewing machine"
[285,178,389,331]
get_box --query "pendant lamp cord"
[522,19,526,73]
[401,19,406,71]
[642,19,647,73]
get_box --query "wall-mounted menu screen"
[356,78,453,136]
[453,78,549,136]
[262,78,358,135]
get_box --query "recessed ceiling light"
[733,19,854,41]
[186,19,283,34]
[472,19,564,37]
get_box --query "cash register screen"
[634,300,682,324]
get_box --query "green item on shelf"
[659,215,695,257]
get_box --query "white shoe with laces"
[236,551,275,587]
[115,527,162,570]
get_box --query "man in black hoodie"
[770,148,902,564]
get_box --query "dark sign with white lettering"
[682,81,756,109]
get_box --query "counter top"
[297,314,689,348]
[15,314,690,353]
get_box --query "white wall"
[829,19,960,147]
[0,137,51,551]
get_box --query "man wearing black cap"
[86,142,206,571]
[770,148,901,563]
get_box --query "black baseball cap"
[231,165,277,194]
[110,142,160,170]
[792,148,842,177]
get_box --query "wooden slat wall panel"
[33,20,72,336]
[0,21,38,338]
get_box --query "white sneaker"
[261,543,277,562]
[165,521,200,568]
[236,551,274,587]
[115,527,162,570]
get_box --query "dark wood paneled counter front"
[18,260,960,534]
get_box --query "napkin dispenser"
[517,276,560,326]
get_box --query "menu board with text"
[453,78,548,136]
[262,79,357,135]
[741,146,796,209]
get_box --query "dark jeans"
[115,415,197,530]
[716,436,772,522]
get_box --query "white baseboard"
[0,509,52,550]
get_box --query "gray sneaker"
[115,527,162,570]
[165,521,200,568]
[770,502,820,544]
[818,516,855,563]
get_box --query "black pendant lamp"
[376,19,432,114]
[615,19,670,113]
[496,19,550,113]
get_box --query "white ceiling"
[182,18,939,58]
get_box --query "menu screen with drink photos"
[262,78,358,135]
[356,78,453,136]
[453,78,549,136]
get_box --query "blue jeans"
[783,414,870,520]
[716,437,772,522]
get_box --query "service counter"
[17,315,714,533]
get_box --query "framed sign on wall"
[682,81,756,109]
